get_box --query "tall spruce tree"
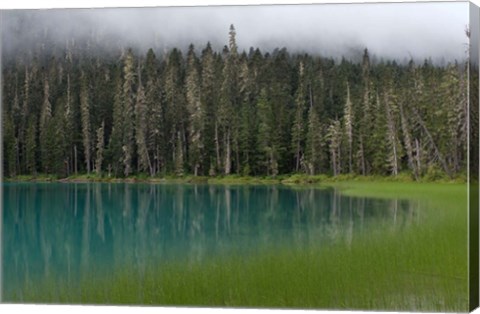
[80,71,92,174]
[305,104,323,175]
[219,25,240,175]
[135,68,153,175]
[343,82,353,173]
[200,43,220,175]
[292,61,307,173]
[39,76,53,173]
[185,44,203,176]
[121,49,136,177]
[107,67,125,177]
[95,121,105,175]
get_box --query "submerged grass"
[13,181,468,311]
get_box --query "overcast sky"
[1,1,469,62]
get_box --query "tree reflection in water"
[3,182,418,301]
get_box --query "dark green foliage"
[2,27,468,179]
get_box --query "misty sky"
[1,1,470,62]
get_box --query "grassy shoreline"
[3,172,467,185]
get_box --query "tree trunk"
[74,145,78,175]
[235,136,240,174]
[215,121,221,171]
[295,143,300,173]
[331,148,337,176]
[392,142,398,176]
[359,136,366,176]
[415,138,422,175]
[385,95,398,176]
[224,128,231,175]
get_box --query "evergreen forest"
[2,25,471,180]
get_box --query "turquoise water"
[2,182,416,302]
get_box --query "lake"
[1,182,468,311]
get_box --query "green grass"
[11,181,469,311]
[4,172,467,185]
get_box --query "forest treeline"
[2,25,470,179]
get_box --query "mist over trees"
[2,25,469,179]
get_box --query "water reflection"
[2,183,418,300]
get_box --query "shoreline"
[2,173,467,185]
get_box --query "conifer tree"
[174,131,184,176]
[257,88,278,176]
[144,49,164,176]
[357,49,373,175]
[219,24,240,175]
[19,65,31,174]
[238,54,258,175]
[122,49,136,177]
[343,82,353,173]
[185,44,203,176]
[370,93,388,174]
[292,61,307,172]
[25,116,38,175]
[200,43,219,175]
[326,119,342,176]
[51,103,67,176]
[305,105,323,175]
[135,73,152,175]
[64,73,75,175]
[80,71,92,174]
[384,88,401,176]
[3,109,17,177]
[39,76,53,173]
[95,121,105,175]
[107,68,125,176]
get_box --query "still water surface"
[2,182,417,301]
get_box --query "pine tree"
[357,48,373,175]
[51,103,67,176]
[3,108,17,177]
[305,105,323,175]
[19,65,31,174]
[122,49,136,177]
[144,48,163,176]
[370,92,388,174]
[164,48,186,175]
[292,61,307,173]
[443,62,467,173]
[135,69,152,175]
[200,43,220,175]
[257,89,278,176]
[174,131,184,176]
[95,121,105,175]
[219,25,240,175]
[107,68,125,177]
[238,54,258,175]
[80,71,92,174]
[399,61,419,179]
[384,88,401,176]
[39,76,53,173]
[343,82,353,173]
[326,119,342,176]
[267,48,293,174]
[185,44,203,176]
[64,73,75,176]
[25,116,38,175]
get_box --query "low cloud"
[1,2,469,63]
